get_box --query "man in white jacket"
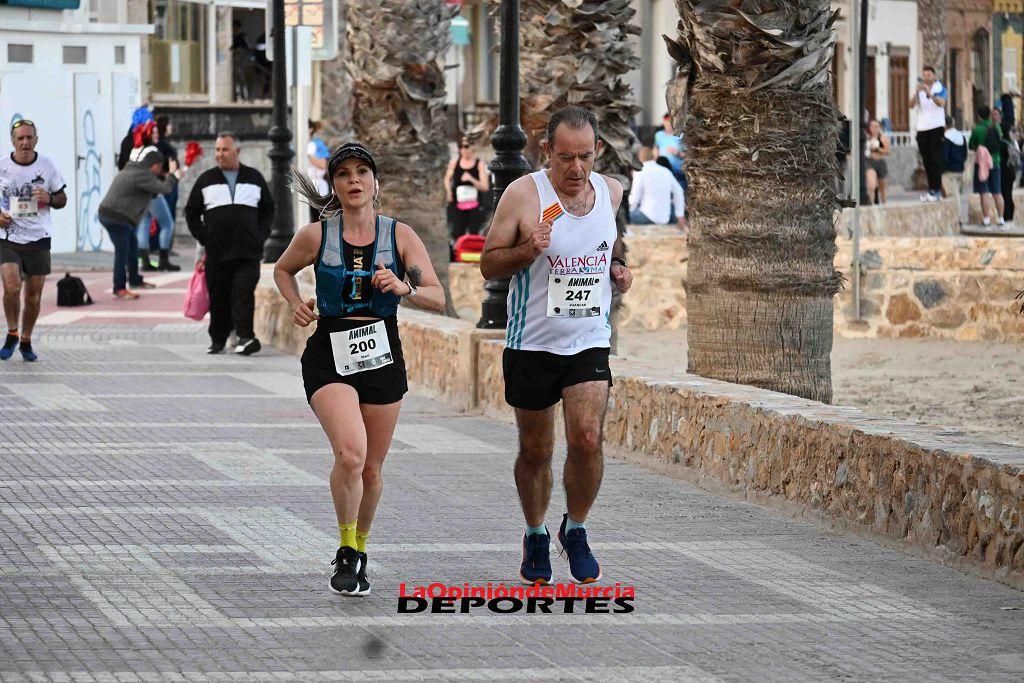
[628,146,686,229]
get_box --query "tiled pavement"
[1,271,1024,682]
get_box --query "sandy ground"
[616,327,1024,447]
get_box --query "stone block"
[927,306,968,329]
[913,280,948,309]
[886,293,922,324]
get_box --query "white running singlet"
[505,170,617,355]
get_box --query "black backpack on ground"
[57,273,93,307]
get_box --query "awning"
[451,14,471,46]
[0,0,81,8]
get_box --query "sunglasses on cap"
[10,119,35,132]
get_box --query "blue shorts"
[973,163,1001,194]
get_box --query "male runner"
[480,105,633,584]
[0,120,68,361]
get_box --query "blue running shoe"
[519,530,552,585]
[19,341,37,362]
[557,514,601,584]
[0,334,16,361]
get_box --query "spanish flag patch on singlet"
[541,202,564,224]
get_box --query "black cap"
[328,142,377,177]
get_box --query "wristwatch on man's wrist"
[611,256,627,269]
[404,282,418,298]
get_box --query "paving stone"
[0,323,1022,681]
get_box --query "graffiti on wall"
[77,109,103,252]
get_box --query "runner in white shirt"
[909,65,948,201]
[481,105,634,585]
[629,146,686,227]
[0,120,68,362]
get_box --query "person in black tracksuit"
[185,133,274,355]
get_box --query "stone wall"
[835,237,1024,341]
[253,273,1024,586]
[835,200,960,238]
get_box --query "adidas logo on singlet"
[596,241,609,251]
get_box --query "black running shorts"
[503,347,612,411]
[0,243,51,276]
[301,316,408,404]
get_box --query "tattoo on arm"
[408,265,423,287]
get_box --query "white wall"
[835,0,919,129]
[0,18,149,252]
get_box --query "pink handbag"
[183,263,210,321]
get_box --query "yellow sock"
[356,530,370,553]
[339,521,357,549]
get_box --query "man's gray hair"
[216,131,241,146]
[546,105,599,146]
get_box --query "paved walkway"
[2,268,1024,682]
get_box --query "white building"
[0,0,151,253]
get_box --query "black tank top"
[451,159,481,193]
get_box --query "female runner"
[274,142,446,595]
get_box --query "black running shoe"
[330,546,361,596]
[355,552,371,596]
[234,337,261,356]
[18,340,37,362]
[207,342,226,354]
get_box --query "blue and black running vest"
[315,213,405,318]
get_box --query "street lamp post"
[477,0,532,329]
[263,0,294,263]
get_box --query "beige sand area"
[616,327,1024,447]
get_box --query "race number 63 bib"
[329,321,394,376]
[12,197,38,219]
[547,274,602,318]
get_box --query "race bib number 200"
[329,321,393,376]
[547,274,602,318]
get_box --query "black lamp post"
[263,0,294,263]
[477,0,532,329]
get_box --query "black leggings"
[1002,165,1016,221]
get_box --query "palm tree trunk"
[345,0,458,315]
[669,0,843,403]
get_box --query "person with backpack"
[969,106,1005,226]
[994,108,1020,227]
[942,116,968,219]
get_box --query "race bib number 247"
[546,274,602,318]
